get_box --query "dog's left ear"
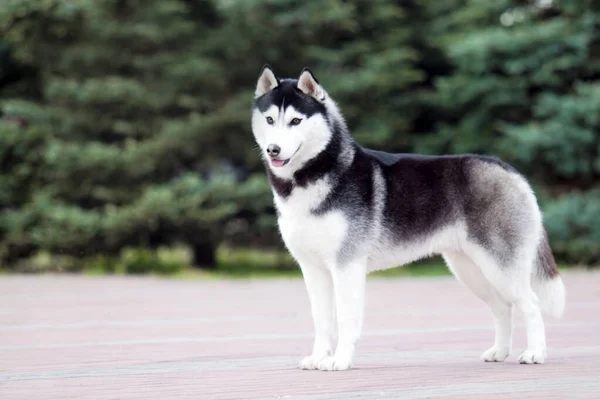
[298,68,325,101]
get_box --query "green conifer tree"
[425,0,600,263]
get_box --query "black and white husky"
[251,66,566,371]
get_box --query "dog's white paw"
[317,354,353,371]
[480,346,510,362]
[298,353,329,370]
[518,349,546,364]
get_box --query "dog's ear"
[255,64,279,98]
[297,68,325,101]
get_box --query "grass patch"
[5,246,582,280]
[370,258,451,278]
[189,246,300,279]
[82,245,301,279]
[186,252,452,280]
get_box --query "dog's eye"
[290,118,302,126]
[266,116,274,125]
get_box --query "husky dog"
[251,65,566,371]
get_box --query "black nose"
[266,144,281,157]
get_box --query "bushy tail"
[532,230,566,318]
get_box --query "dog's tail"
[531,229,566,318]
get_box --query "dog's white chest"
[274,181,347,268]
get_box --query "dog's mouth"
[271,158,290,168]
[270,145,301,168]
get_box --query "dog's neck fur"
[266,99,355,199]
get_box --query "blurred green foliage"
[9,246,188,275]
[0,0,599,269]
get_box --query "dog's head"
[252,65,333,178]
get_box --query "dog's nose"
[266,144,281,157]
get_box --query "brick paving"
[0,271,598,399]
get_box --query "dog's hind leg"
[443,250,513,362]
[513,289,547,364]
[317,257,367,371]
[298,264,337,370]
[464,244,548,364]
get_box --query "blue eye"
[290,118,302,126]
[266,117,274,125]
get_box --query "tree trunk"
[192,239,217,269]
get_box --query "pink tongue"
[271,159,286,167]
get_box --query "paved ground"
[0,271,598,399]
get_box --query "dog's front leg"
[318,258,367,371]
[298,264,337,370]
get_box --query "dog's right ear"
[255,64,279,98]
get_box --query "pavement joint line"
[2,346,599,382]
[0,315,295,330]
[1,322,598,351]
[0,308,598,330]
[257,377,600,399]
